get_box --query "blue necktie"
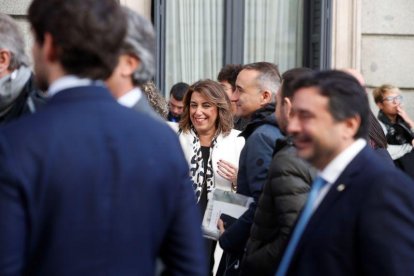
[275,176,327,276]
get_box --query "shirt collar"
[319,138,367,184]
[117,87,142,108]
[47,75,96,97]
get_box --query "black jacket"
[240,138,316,275]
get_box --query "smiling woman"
[168,79,245,273]
[176,79,245,205]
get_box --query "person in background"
[167,81,188,122]
[276,70,414,276]
[341,68,392,163]
[241,68,316,275]
[142,80,168,119]
[0,0,206,274]
[170,79,244,274]
[0,13,44,124]
[106,7,165,122]
[217,64,249,131]
[217,62,284,276]
[373,84,414,178]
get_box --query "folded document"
[202,189,253,240]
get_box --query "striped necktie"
[275,176,327,276]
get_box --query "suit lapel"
[290,146,371,264]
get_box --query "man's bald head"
[341,68,365,86]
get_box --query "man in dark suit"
[0,0,206,275]
[276,70,414,276]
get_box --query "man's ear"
[43,33,58,62]
[123,55,140,77]
[0,49,11,76]
[283,97,292,118]
[115,54,140,78]
[260,90,272,106]
[343,115,361,139]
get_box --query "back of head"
[341,68,365,86]
[122,7,156,86]
[280,67,313,99]
[170,82,189,101]
[242,62,282,100]
[217,64,243,91]
[0,13,29,71]
[28,0,126,80]
[292,70,369,139]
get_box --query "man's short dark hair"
[169,82,189,101]
[28,0,126,80]
[217,64,243,91]
[280,67,313,99]
[292,70,369,139]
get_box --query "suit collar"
[319,139,366,185]
[290,145,373,268]
[117,87,142,108]
[48,85,115,105]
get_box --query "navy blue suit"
[287,146,414,275]
[0,85,206,275]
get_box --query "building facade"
[2,0,413,117]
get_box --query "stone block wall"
[361,0,414,117]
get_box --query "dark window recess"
[303,0,332,70]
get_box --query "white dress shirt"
[312,138,367,211]
[117,87,142,108]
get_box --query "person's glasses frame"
[382,95,403,103]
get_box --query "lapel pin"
[337,184,346,192]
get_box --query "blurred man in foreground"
[0,0,206,275]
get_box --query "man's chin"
[296,147,313,162]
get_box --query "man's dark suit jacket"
[0,85,206,275]
[287,145,414,276]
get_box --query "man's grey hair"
[122,7,155,86]
[0,13,29,70]
[242,62,282,102]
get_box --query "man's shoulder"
[345,146,412,188]
[271,144,316,178]
[246,123,283,144]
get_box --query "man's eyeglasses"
[382,95,403,103]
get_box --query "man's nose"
[287,115,299,136]
[231,89,240,102]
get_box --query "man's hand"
[217,218,225,236]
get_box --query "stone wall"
[361,0,414,117]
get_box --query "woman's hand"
[217,159,238,184]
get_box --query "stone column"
[330,0,361,70]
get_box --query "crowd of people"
[1,0,414,275]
